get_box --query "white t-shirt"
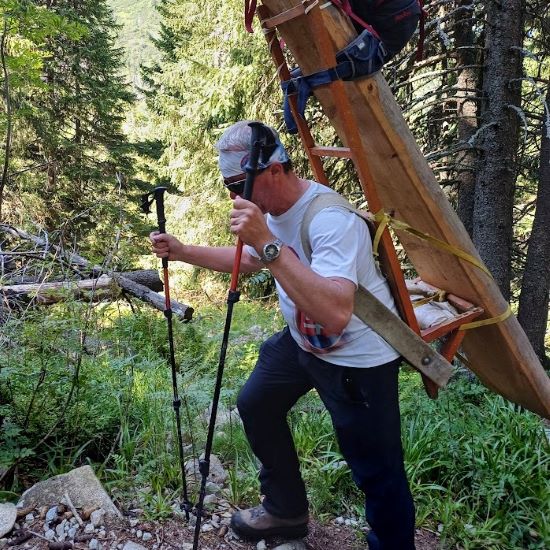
[248,181,400,368]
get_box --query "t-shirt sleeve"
[308,207,372,286]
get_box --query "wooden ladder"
[257,2,483,397]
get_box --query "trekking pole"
[192,122,269,549]
[141,186,192,520]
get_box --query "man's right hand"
[149,231,183,261]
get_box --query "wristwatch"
[261,238,284,263]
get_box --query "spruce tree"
[23,0,135,254]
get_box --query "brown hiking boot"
[230,504,309,540]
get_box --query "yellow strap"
[371,210,514,331]
[458,304,513,330]
[411,291,446,308]
[372,210,493,278]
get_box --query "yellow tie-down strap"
[371,210,513,331]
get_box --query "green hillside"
[108,0,160,84]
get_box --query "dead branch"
[0,224,193,320]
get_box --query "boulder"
[0,503,16,538]
[185,454,227,485]
[17,466,121,518]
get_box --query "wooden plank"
[260,0,550,418]
[310,145,352,158]
[354,285,454,388]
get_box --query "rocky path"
[1,466,442,550]
[3,504,441,550]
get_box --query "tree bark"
[517,85,550,365]
[0,19,12,221]
[472,0,524,301]
[455,0,480,236]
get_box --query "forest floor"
[7,514,442,550]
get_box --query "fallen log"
[1,224,194,321]
[115,275,193,321]
[1,271,193,321]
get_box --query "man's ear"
[269,163,283,178]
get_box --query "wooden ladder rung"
[420,307,484,342]
[261,3,306,29]
[310,146,352,158]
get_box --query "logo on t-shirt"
[296,310,345,353]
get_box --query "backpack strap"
[300,192,453,388]
[300,192,359,262]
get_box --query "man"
[150,120,415,550]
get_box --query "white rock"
[18,466,121,518]
[89,539,99,550]
[204,494,218,506]
[335,516,345,525]
[201,523,214,532]
[68,526,77,538]
[91,509,106,527]
[122,542,148,550]
[205,482,221,495]
[24,514,34,523]
[56,520,67,538]
[128,518,139,528]
[45,506,58,524]
[44,529,55,540]
[142,532,152,542]
[0,503,17,538]
[273,542,306,550]
[257,540,267,550]
[85,523,96,534]
[180,544,193,550]
[136,529,143,538]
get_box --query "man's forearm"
[265,247,355,334]
[176,245,261,274]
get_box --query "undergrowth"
[1,298,548,549]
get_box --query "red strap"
[416,0,426,61]
[330,0,381,40]
[245,0,257,33]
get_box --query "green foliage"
[1,0,139,260]
[2,296,549,549]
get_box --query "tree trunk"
[0,20,12,221]
[455,0,480,236]
[517,85,550,365]
[472,0,524,301]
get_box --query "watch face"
[264,243,279,260]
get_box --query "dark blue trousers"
[237,328,415,550]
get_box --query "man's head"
[216,121,293,196]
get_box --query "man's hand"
[149,231,184,261]
[230,197,273,251]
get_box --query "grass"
[1,297,549,549]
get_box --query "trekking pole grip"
[229,122,266,291]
